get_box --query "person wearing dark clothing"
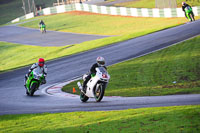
[39,20,45,26]
[182,2,194,19]
[82,56,107,91]
[39,20,46,33]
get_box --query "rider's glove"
[27,69,32,77]
[43,79,46,84]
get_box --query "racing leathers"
[39,21,45,27]
[82,63,107,91]
[24,63,47,86]
[182,3,194,19]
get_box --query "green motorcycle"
[185,6,195,22]
[40,24,46,33]
[25,70,45,96]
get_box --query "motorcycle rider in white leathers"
[24,58,47,86]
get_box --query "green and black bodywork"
[25,70,45,96]
[184,6,195,21]
[40,24,46,33]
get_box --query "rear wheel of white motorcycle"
[94,83,105,102]
[80,92,89,102]
[30,83,37,96]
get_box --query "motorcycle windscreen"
[98,67,108,75]
[185,6,192,12]
[32,67,43,77]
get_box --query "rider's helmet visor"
[98,61,105,65]
[39,62,44,67]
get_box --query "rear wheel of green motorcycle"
[30,83,37,96]
[80,92,89,102]
[190,13,195,21]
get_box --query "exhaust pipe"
[77,82,82,90]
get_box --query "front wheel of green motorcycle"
[190,13,195,21]
[30,83,37,96]
[26,90,30,96]
[25,85,30,96]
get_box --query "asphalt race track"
[0,26,109,46]
[0,20,200,115]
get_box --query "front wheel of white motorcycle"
[94,83,105,102]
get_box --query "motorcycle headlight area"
[102,74,108,78]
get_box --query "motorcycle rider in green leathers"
[182,1,195,21]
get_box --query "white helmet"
[182,1,186,6]
[96,56,105,66]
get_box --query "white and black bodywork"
[77,67,110,102]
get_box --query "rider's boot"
[82,83,87,93]
[82,81,87,93]
[82,87,86,93]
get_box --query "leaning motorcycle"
[25,69,45,96]
[185,6,195,22]
[77,67,110,102]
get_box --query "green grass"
[1,0,200,25]
[1,12,194,72]
[62,36,200,97]
[0,105,199,132]
[115,0,155,8]
[20,12,189,36]
[114,0,200,8]
[0,0,56,25]
[0,42,62,72]
[0,0,24,25]
[0,37,121,72]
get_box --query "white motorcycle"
[77,67,110,102]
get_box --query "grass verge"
[0,0,56,25]
[20,11,189,36]
[1,12,195,72]
[114,0,200,8]
[0,105,199,132]
[1,0,199,25]
[62,36,200,97]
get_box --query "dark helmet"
[182,2,186,6]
